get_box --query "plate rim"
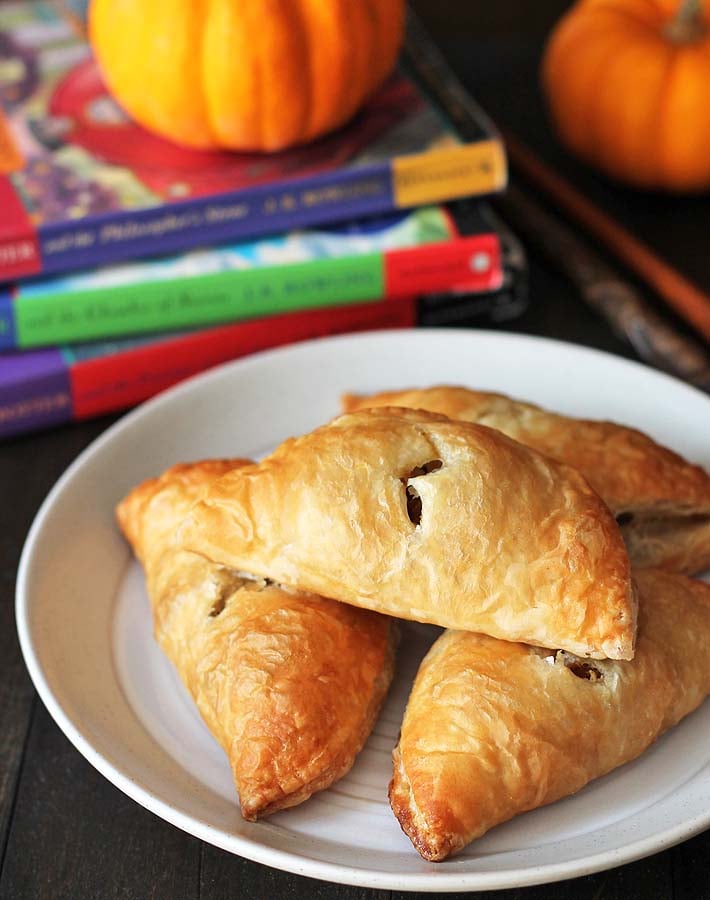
[15,327,710,892]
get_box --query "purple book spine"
[36,163,396,277]
[0,349,72,438]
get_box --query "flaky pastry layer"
[179,408,636,659]
[342,386,710,574]
[390,569,710,861]
[116,460,396,820]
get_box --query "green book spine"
[14,253,384,348]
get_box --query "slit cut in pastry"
[116,460,396,821]
[179,408,636,660]
[342,386,710,574]
[389,568,710,862]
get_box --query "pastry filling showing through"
[615,511,710,534]
[209,594,229,618]
[557,651,604,681]
[616,510,710,565]
[401,459,443,526]
[540,650,604,682]
[615,512,635,527]
[208,572,273,618]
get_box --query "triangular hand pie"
[342,386,710,574]
[389,569,710,861]
[179,408,636,659]
[116,460,396,820]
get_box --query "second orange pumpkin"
[542,0,710,192]
[89,0,406,153]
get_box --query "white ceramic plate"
[16,329,710,892]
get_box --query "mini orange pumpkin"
[89,0,406,153]
[542,0,710,191]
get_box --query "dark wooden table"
[2,3,709,898]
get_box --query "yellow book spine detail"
[0,109,23,174]
[393,140,507,208]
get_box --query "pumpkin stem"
[665,0,705,43]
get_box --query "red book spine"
[0,176,42,280]
[384,233,502,298]
[70,300,415,420]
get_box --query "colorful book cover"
[0,2,506,281]
[0,204,503,349]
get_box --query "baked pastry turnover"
[116,460,396,820]
[342,386,710,574]
[390,568,710,862]
[179,408,636,659]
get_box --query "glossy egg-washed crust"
[390,569,710,862]
[116,460,396,821]
[342,386,710,574]
[179,408,636,659]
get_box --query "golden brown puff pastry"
[178,408,636,659]
[389,568,710,862]
[116,460,396,821]
[342,386,710,574]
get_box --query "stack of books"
[0,2,526,440]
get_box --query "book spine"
[1,149,506,282]
[10,233,501,349]
[385,233,501,299]
[0,177,43,280]
[71,300,415,419]
[31,164,396,279]
[0,347,74,439]
[0,300,415,439]
[0,291,15,350]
